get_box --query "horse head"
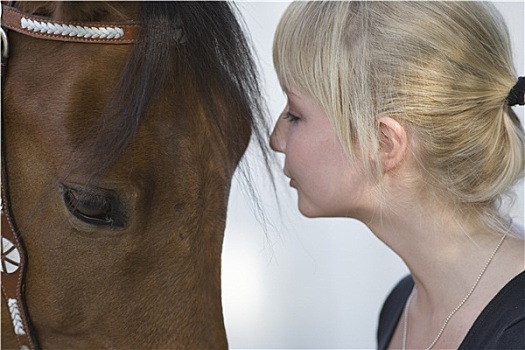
[1,2,268,348]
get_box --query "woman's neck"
[366,196,524,311]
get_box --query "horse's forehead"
[9,53,229,181]
[6,41,126,153]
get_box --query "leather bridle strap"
[1,4,139,44]
[1,175,38,350]
[1,6,38,346]
[0,6,35,347]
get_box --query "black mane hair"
[82,1,274,181]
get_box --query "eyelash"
[284,112,300,123]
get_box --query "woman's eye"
[284,112,300,123]
[62,186,125,228]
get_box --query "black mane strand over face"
[78,1,272,180]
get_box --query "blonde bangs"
[273,2,334,100]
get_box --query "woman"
[270,2,524,349]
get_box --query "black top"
[377,271,525,350]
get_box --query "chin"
[298,204,317,218]
[298,202,361,219]
[298,204,333,218]
[299,211,318,218]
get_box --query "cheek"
[292,142,366,213]
[291,149,344,196]
[287,129,345,180]
[285,138,322,176]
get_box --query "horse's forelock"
[80,2,274,181]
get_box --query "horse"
[1,2,271,348]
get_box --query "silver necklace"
[401,234,506,350]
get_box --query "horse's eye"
[62,186,126,228]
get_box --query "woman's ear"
[377,116,408,172]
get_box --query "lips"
[283,169,296,188]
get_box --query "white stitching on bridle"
[21,17,124,39]
[8,298,26,336]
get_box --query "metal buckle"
[1,4,9,60]
[1,27,8,60]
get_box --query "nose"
[270,114,288,153]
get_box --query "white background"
[222,2,525,349]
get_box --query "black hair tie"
[507,76,525,106]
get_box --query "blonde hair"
[274,1,524,232]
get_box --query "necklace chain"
[401,234,506,350]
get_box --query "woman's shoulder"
[460,271,525,349]
[377,275,414,350]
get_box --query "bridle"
[1,4,139,349]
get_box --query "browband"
[1,4,139,44]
